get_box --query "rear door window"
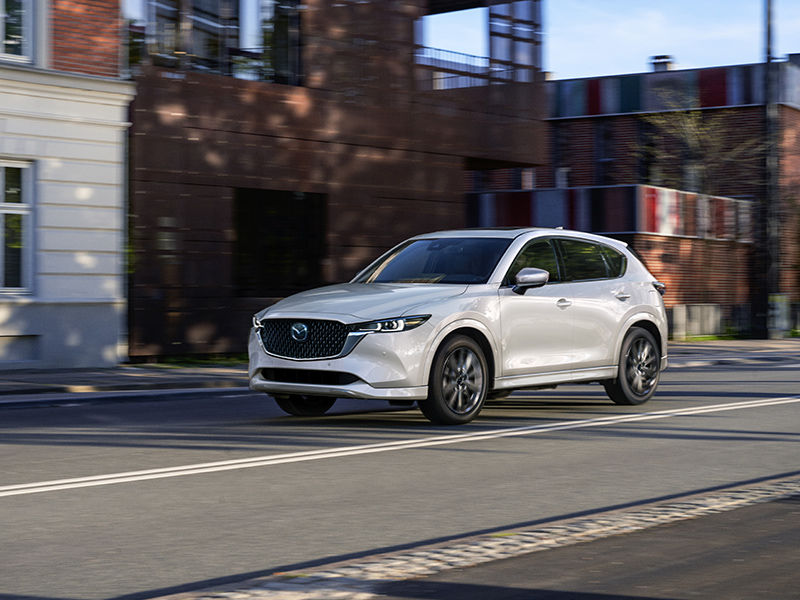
[556,239,609,281]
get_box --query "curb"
[0,386,252,408]
[0,379,247,397]
[669,355,800,368]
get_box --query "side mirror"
[512,267,549,295]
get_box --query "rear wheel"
[274,395,336,416]
[420,335,488,425]
[604,327,660,405]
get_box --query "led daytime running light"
[352,315,430,333]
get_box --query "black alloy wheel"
[604,327,661,405]
[420,335,488,425]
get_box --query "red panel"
[699,68,727,108]
[587,79,601,115]
[644,187,658,232]
[496,192,531,226]
[714,197,727,238]
[604,187,635,231]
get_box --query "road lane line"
[3,395,799,498]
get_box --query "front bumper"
[247,326,431,401]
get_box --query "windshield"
[354,238,512,284]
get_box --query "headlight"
[351,315,430,333]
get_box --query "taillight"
[652,281,666,296]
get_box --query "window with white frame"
[0,0,31,59]
[1,161,31,290]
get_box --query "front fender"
[421,316,501,386]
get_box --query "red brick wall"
[536,105,800,306]
[623,234,751,308]
[543,107,766,198]
[779,105,800,301]
[52,0,121,78]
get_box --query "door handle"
[614,292,631,301]
[556,298,572,309]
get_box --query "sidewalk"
[1,339,799,403]
[0,362,249,401]
[668,338,800,367]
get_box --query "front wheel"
[274,395,336,416]
[420,335,488,425]
[604,327,661,406]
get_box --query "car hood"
[259,283,468,321]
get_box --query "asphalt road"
[1,361,799,600]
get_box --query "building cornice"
[0,62,135,100]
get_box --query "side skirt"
[493,366,617,391]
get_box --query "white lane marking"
[2,396,799,498]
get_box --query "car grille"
[258,319,350,360]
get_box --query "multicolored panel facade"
[469,185,752,242]
[549,62,780,118]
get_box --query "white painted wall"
[0,64,135,368]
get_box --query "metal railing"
[415,46,527,90]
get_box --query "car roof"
[410,227,629,248]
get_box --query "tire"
[604,327,661,406]
[420,335,488,425]
[274,395,336,416]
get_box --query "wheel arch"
[425,325,497,390]
[615,314,666,370]
[631,319,663,356]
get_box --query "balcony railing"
[415,46,529,90]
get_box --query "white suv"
[249,228,668,424]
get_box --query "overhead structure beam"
[427,1,485,16]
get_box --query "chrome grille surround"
[256,318,364,360]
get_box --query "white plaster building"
[0,1,135,368]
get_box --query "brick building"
[471,55,800,335]
[0,1,134,368]
[124,0,547,357]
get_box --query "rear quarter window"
[600,244,627,277]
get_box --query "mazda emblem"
[290,322,309,342]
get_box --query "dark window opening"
[125,0,304,84]
[599,244,627,277]
[234,188,326,297]
[552,122,570,185]
[556,239,610,281]
[505,239,560,285]
[638,119,659,185]
[595,119,615,185]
